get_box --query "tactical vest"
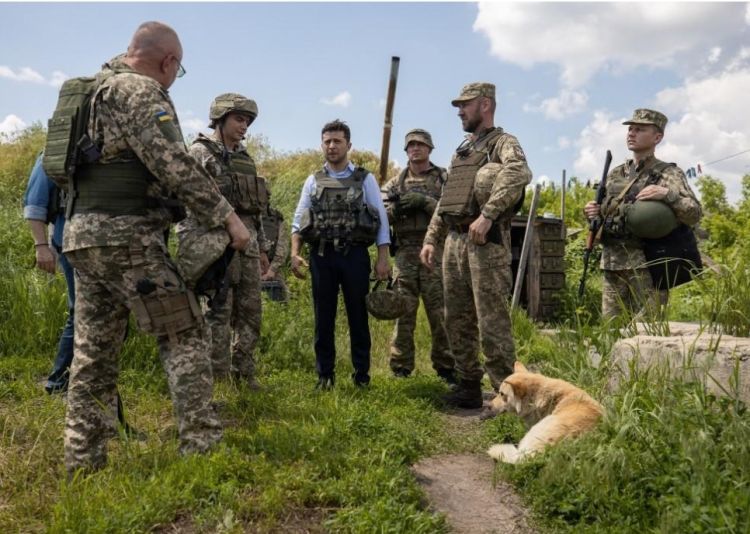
[261,207,283,261]
[438,128,506,223]
[193,136,267,216]
[298,167,380,252]
[601,160,675,244]
[391,166,446,242]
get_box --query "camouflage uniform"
[260,178,290,302]
[63,56,233,473]
[424,83,532,391]
[382,163,453,376]
[598,109,702,318]
[177,133,267,379]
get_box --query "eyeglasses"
[176,60,186,78]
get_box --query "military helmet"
[366,279,409,320]
[176,226,232,285]
[209,93,258,128]
[624,200,678,239]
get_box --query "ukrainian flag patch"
[155,110,173,122]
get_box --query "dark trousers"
[309,244,371,384]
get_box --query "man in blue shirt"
[290,120,391,389]
[23,154,74,393]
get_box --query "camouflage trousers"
[442,231,515,389]
[390,245,453,374]
[602,268,667,320]
[205,239,262,379]
[65,239,221,473]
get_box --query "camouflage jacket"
[424,128,531,247]
[599,155,702,270]
[63,56,232,252]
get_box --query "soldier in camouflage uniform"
[176,94,270,388]
[421,83,531,409]
[259,176,291,302]
[381,129,455,382]
[584,109,702,319]
[62,22,251,474]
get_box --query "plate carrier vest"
[391,166,446,244]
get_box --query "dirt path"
[411,406,536,533]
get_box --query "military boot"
[436,368,458,386]
[442,379,483,409]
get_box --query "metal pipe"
[379,56,400,184]
[512,183,542,310]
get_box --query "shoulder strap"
[396,168,409,192]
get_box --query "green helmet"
[366,280,410,320]
[209,93,258,128]
[624,200,678,239]
[176,226,231,285]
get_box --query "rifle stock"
[578,149,612,300]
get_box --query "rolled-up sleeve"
[291,175,315,233]
[363,173,390,246]
[23,155,53,222]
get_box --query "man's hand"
[375,244,391,281]
[583,201,600,221]
[398,192,427,212]
[636,185,669,201]
[261,268,276,281]
[260,252,270,275]
[35,244,56,274]
[225,212,251,251]
[420,244,435,272]
[291,255,308,279]
[469,214,492,245]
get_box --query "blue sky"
[2,2,749,201]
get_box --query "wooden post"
[379,56,400,184]
[512,183,542,310]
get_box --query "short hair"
[321,119,350,142]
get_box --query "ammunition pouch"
[67,160,156,217]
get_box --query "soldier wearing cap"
[583,108,702,319]
[420,82,532,408]
[176,92,270,388]
[381,129,455,383]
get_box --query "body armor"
[298,167,380,251]
[192,135,267,216]
[438,128,506,223]
[390,166,445,244]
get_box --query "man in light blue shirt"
[290,119,390,389]
[23,153,74,393]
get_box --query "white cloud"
[0,114,28,139]
[523,89,588,120]
[708,47,722,64]
[474,3,745,87]
[0,65,69,87]
[320,91,351,108]
[181,118,206,134]
[746,3,750,25]
[573,51,750,203]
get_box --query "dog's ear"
[513,361,529,374]
[504,376,526,400]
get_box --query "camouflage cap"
[209,93,258,128]
[622,108,668,132]
[403,128,434,150]
[451,82,496,107]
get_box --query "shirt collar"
[323,161,355,177]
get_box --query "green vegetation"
[1,129,749,532]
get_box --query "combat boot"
[442,379,483,409]
[436,368,458,386]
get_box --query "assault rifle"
[578,150,612,300]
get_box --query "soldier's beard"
[462,116,482,133]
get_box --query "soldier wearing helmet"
[381,129,455,384]
[583,108,702,319]
[176,92,270,389]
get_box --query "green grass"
[2,128,750,532]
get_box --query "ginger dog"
[486,361,603,464]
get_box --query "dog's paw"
[487,444,518,463]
